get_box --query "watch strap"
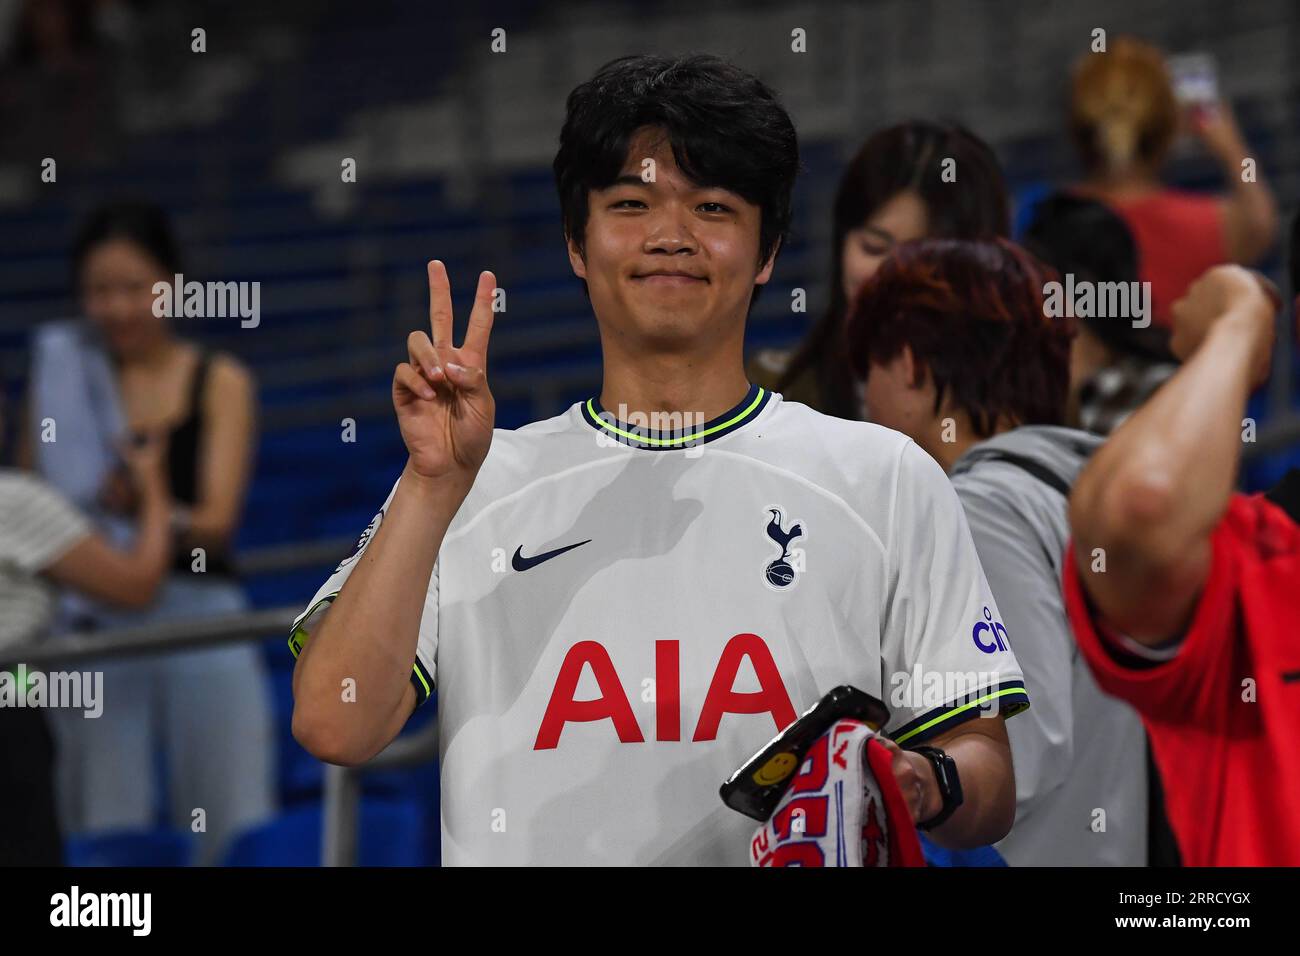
[912,745,964,831]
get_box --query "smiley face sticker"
[753,751,799,786]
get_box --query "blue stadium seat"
[65,829,199,867]
[220,798,428,866]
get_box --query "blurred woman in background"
[748,120,1011,418]
[20,201,274,866]
[1069,35,1279,328]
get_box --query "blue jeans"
[50,576,276,866]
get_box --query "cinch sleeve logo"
[972,606,1010,654]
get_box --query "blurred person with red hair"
[1069,35,1278,329]
[846,237,1149,865]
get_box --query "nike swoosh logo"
[511,539,592,571]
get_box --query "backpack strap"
[974,451,1072,498]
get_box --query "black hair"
[71,201,181,288]
[552,53,800,306]
[777,121,1010,419]
[1021,191,1174,362]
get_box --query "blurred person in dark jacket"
[1021,191,1178,436]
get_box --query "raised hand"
[1186,99,1248,163]
[393,260,498,482]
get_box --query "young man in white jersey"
[290,53,1028,865]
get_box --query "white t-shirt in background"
[0,471,91,649]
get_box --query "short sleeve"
[0,473,92,573]
[1062,505,1242,726]
[880,442,1030,745]
[953,476,1076,810]
[288,475,439,706]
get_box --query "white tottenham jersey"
[290,385,1029,865]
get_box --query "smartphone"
[1168,52,1219,107]
[719,685,891,822]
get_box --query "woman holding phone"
[1068,36,1279,329]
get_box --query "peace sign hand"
[393,260,498,483]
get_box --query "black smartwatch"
[911,745,964,831]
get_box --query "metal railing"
[0,606,300,670]
[321,703,438,867]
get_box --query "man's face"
[567,126,776,350]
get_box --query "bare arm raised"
[292,261,497,766]
[1068,265,1276,645]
